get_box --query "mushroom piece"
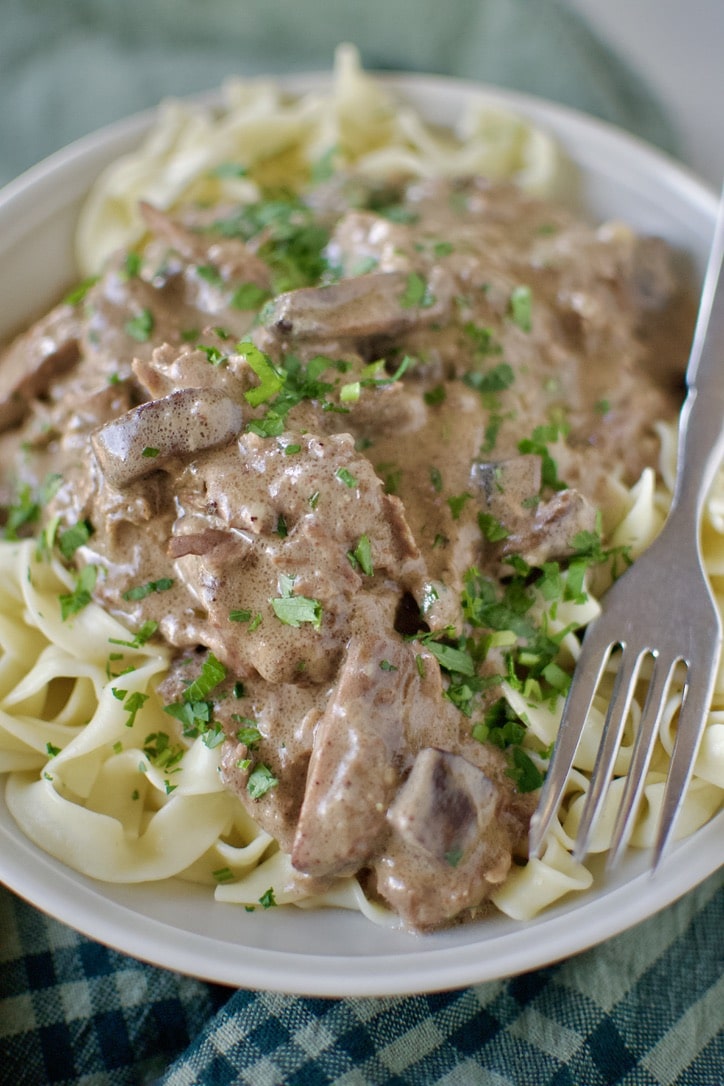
[91,387,243,489]
[0,304,81,431]
[262,267,453,344]
[472,454,542,526]
[386,748,499,865]
[472,453,597,565]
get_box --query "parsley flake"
[124,308,155,342]
[247,763,278,799]
[59,564,98,620]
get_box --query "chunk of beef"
[132,341,251,401]
[139,201,272,288]
[291,634,460,878]
[170,430,429,682]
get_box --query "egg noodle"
[1,47,722,926]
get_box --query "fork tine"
[606,652,680,869]
[572,646,646,862]
[653,661,715,867]
[527,632,615,859]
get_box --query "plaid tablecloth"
[1,871,721,1085]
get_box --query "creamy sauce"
[0,175,692,929]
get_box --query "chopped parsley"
[247,762,278,799]
[143,730,184,770]
[59,564,98,620]
[424,640,476,677]
[447,492,473,520]
[244,352,336,437]
[517,422,569,491]
[122,578,174,601]
[463,362,515,395]
[231,282,271,310]
[213,866,235,883]
[424,384,446,406]
[211,162,248,179]
[108,620,159,651]
[478,512,509,543]
[57,519,92,559]
[229,608,252,623]
[196,263,223,286]
[506,747,545,792]
[123,691,150,729]
[400,272,435,309]
[336,467,358,489]
[464,322,502,356]
[163,653,227,739]
[198,344,228,366]
[240,343,285,407]
[4,474,62,540]
[348,534,374,576]
[64,276,99,306]
[509,284,533,332]
[210,195,330,292]
[270,591,323,630]
[234,719,262,747]
[124,308,155,342]
[185,654,227,702]
[123,252,142,279]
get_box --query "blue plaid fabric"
[1,872,721,1085]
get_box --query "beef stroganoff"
[0,48,722,931]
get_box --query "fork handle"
[668,189,724,528]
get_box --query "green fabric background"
[0,0,676,187]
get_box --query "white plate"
[0,73,720,997]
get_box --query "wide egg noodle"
[0,541,239,882]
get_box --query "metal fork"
[528,190,724,870]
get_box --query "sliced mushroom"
[513,487,597,565]
[0,304,81,431]
[387,748,499,865]
[91,387,243,488]
[473,453,597,565]
[473,454,542,524]
[262,267,453,344]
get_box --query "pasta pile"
[1,47,722,927]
